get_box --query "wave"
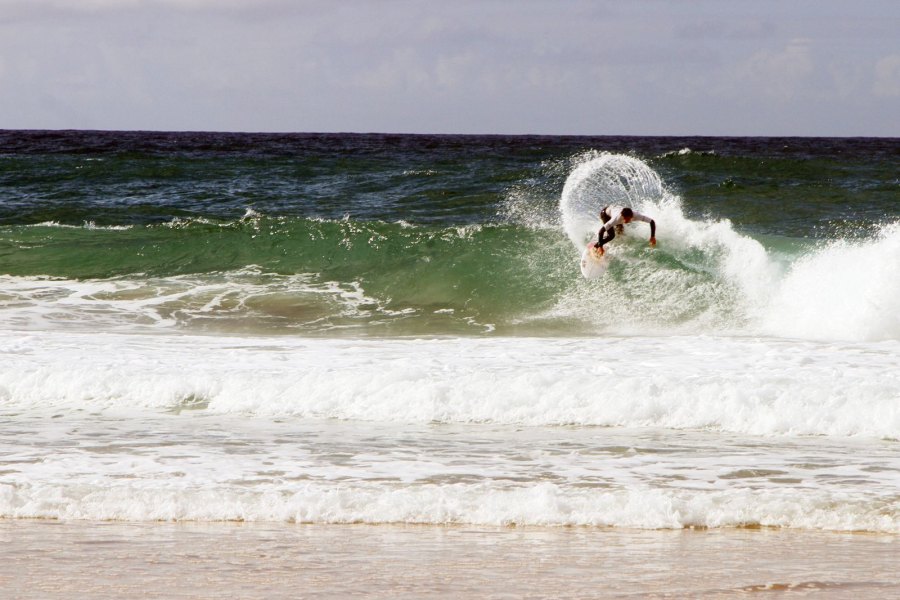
[2,154,898,341]
[660,147,717,158]
[3,480,896,532]
[1,213,552,283]
[760,226,900,340]
[0,218,570,335]
[2,331,897,532]
[2,332,898,439]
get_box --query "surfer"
[593,205,656,254]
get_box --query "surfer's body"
[594,205,656,253]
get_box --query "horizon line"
[2,128,899,140]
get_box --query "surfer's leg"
[596,228,615,248]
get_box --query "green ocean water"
[1,131,897,337]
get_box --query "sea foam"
[3,480,897,532]
[1,331,897,439]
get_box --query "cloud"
[0,0,327,26]
[737,39,815,101]
[675,17,777,41]
[873,55,900,97]
[0,0,898,135]
[0,0,282,12]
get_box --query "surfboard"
[580,243,610,279]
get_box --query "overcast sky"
[1,0,898,136]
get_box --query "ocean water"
[1,131,898,533]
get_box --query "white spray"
[557,152,900,342]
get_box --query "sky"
[1,0,898,136]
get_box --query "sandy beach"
[2,520,897,599]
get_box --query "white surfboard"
[580,243,610,279]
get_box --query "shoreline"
[2,520,897,599]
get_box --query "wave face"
[0,218,569,335]
[3,215,899,340]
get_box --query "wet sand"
[1,520,897,599]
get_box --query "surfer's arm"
[633,213,656,245]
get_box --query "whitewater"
[1,133,898,535]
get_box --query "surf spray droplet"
[559,153,667,249]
